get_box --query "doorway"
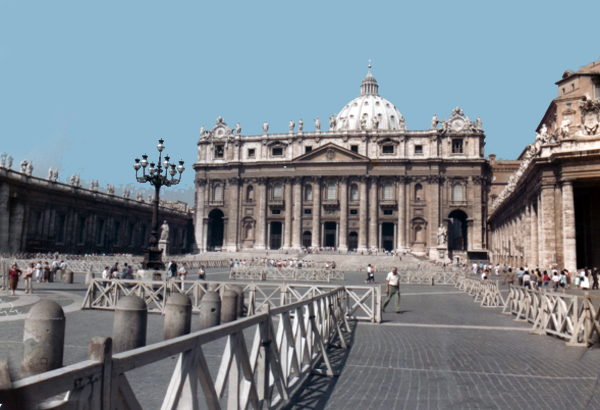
[270,222,282,250]
[324,222,337,248]
[207,209,224,251]
[382,223,395,251]
[448,210,468,253]
[348,231,358,250]
[302,231,312,248]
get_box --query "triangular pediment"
[292,142,370,162]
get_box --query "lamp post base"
[143,247,164,270]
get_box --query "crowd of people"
[473,262,600,294]
[228,258,336,269]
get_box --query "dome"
[334,67,404,132]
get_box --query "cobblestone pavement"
[2,269,600,409]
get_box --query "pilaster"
[338,176,348,252]
[311,176,321,248]
[291,177,302,249]
[397,176,406,250]
[255,178,267,250]
[194,179,207,252]
[358,176,368,251]
[562,181,577,272]
[283,178,293,249]
[368,176,378,249]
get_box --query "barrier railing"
[10,287,350,409]
[455,275,505,307]
[82,279,382,323]
[229,266,345,282]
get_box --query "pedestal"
[142,247,164,271]
[158,239,170,257]
[429,245,450,262]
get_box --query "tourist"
[517,267,524,286]
[24,262,34,294]
[593,268,599,290]
[535,269,542,290]
[178,263,188,280]
[35,260,43,282]
[43,262,51,282]
[8,264,22,296]
[382,267,401,313]
[366,264,374,283]
[59,260,67,280]
[559,270,567,294]
[481,270,488,280]
[523,270,531,289]
[168,260,178,279]
[542,270,550,291]
[51,259,60,281]
[198,265,206,280]
[580,268,590,290]
[552,271,560,292]
[495,264,500,276]
[503,268,516,286]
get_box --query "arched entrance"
[382,223,395,251]
[207,209,224,251]
[270,222,282,250]
[448,210,468,253]
[348,231,358,250]
[302,231,312,248]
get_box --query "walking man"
[382,267,401,313]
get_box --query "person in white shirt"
[102,266,110,287]
[382,267,401,313]
[59,260,67,279]
[178,263,188,280]
[35,261,43,282]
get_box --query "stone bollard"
[85,270,95,286]
[164,293,192,340]
[228,285,245,318]
[64,270,74,284]
[21,300,65,378]
[221,289,238,323]
[200,291,221,329]
[113,296,147,353]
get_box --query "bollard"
[85,270,95,286]
[64,270,74,284]
[164,293,192,340]
[113,295,147,354]
[221,289,238,323]
[200,291,221,329]
[228,285,245,318]
[21,300,65,378]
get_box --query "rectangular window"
[304,209,312,215]
[383,210,393,215]
[247,148,255,158]
[350,145,359,153]
[382,145,394,154]
[452,139,463,154]
[305,146,312,154]
[327,183,336,200]
[214,145,224,159]
[272,147,283,156]
[414,145,423,154]
[350,209,358,215]
[272,209,281,215]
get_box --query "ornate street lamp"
[133,138,185,269]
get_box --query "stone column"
[311,177,321,248]
[226,177,240,252]
[471,177,483,250]
[291,177,302,249]
[255,178,267,250]
[267,222,271,250]
[562,181,577,272]
[428,176,440,250]
[524,205,531,267]
[8,200,25,253]
[358,176,368,251]
[338,176,348,252]
[368,176,378,249]
[537,193,543,266]
[283,178,293,249]
[540,183,556,268]
[397,176,405,250]
[194,179,207,252]
[0,182,10,253]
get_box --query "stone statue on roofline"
[26,161,33,176]
[262,121,269,134]
[476,116,482,130]
[0,153,6,168]
[371,114,379,130]
[47,167,53,180]
[315,117,321,131]
[20,160,27,173]
[431,114,439,130]
[52,169,59,181]
[288,119,295,133]
[6,155,13,169]
[398,114,406,131]
[236,122,242,135]
[160,220,169,241]
[329,114,336,130]
[298,118,303,132]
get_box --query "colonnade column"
[311,177,321,248]
[8,200,24,253]
[358,176,368,251]
[226,177,240,252]
[524,205,531,266]
[562,181,577,272]
[291,177,302,249]
[255,178,267,250]
[338,176,348,252]
[283,178,293,249]
[540,182,556,268]
[194,179,206,252]
[472,176,483,250]
[0,182,10,252]
[428,176,440,249]
[396,176,405,250]
[368,176,378,249]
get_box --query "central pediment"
[292,142,370,163]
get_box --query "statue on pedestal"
[431,114,439,130]
[437,224,447,247]
[372,114,379,130]
[398,114,406,131]
[6,156,13,169]
[236,122,242,135]
[476,116,483,130]
[262,121,269,134]
[314,117,321,131]
[160,220,170,241]
[329,114,337,130]
[20,160,28,173]
[0,153,6,168]
[298,118,303,132]
[47,167,53,180]
[26,161,33,176]
[288,119,295,133]
[52,169,59,182]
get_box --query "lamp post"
[133,138,185,270]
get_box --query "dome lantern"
[360,64,379,96]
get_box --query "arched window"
[246,185,254,202]
[414,184,423,201]
[384,183,394,200]
[305,185,313,201]
[273,183,283,199]
[350,184,359,201]
[214,185,223,201]
[327,182,336,200]
[452,184,463,201]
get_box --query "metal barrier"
[455,275,505,307]
[10,287,350,409]
[82,279,382,323]
[229,266,345,282]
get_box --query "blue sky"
[1,0,599,203]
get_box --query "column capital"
[257,177,268,186]
[227,177,241,186]
[339,175,349,184]
[309,175,321,184]
[560,179,574,187]
[293,176,303,185]
[368,175,378,184]
[196,179,208,187]
[357,175,368,183]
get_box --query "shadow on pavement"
[284,320,358,410]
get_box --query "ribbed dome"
[334,67,404,132]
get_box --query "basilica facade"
[193,68,489,259]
